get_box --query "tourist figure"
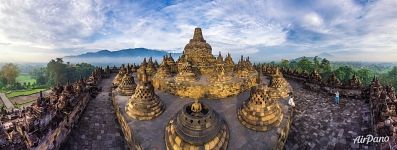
[335,91,340,104]
[288,95,295,107]
[385,117,395,135]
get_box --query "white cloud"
[303,12,323,28]
[0,0,109,45]
[316,0,397,61]
[0,0,397,62]
[76,0,288,55]
[0,0,116,62]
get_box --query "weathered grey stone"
[285,79,374,149]
[61,75,128,150]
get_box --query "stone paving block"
[61,75,128,150]
[285,79,374,149]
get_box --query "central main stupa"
[183,28,216,75]
[149,27,258,99]
[111,27,293,150]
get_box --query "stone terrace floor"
[61,75,128,150]
[59,74,375,150]
[283,79,374,150]
[114,75,292,149]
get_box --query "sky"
[0,0,397,63]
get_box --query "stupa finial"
[192,27,205,42]
[142,69,148,82]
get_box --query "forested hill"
[63,48,181,64]
[65,48,169,58]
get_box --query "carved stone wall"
[37,94,91,150]
[112,93,141,150]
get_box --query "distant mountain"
[318,52,335,59]
[290,52,335,62]
[291,56,327,62]
[291,56,318,62]
[64,48,181,65]
[65,48,175,58]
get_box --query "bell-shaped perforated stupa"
[164,53,177,74]
[174,56,197,82]
[347,73,362,88]
[238,85,283,131]
[113,65,127,86]
[146,57,157,76]
[152,57,172,90]
[165,100,229,149]
[224,53,234,73]
[137,58,148,81]
[207,65,241,98]
[309,70,322,83]
[328,73,341,87]
[155,56,172,78]
[116,68,137,96]
[125,69,165,120]
[268,67,290,99]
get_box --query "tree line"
[0,58,95,90]
[32,58,96,86]
[0,63,20,89]
[269,56,397,88]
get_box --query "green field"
[6,88,46,98]
[14,99,36,108]
[16,74,36,85]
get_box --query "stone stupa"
[238,85,283,131]
[152,57,172,90]
[165,88,229,149]
[146,57,157,76]
[327,73,341,87]
[309,70,322,83]
[164,53,177,74]
[207,65,240,98]
[268,67,290,99]
[113,64,127,86]
[137,58,148,81]
[174,56,197,82]
[183,28,216,75]
[125,69,165,120]
[151,27,258,99]
[116,68,137,96]
[347,73,362,88]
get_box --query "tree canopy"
[0,63,20,85]
[267,57,385,86]
[46,58,95,85]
